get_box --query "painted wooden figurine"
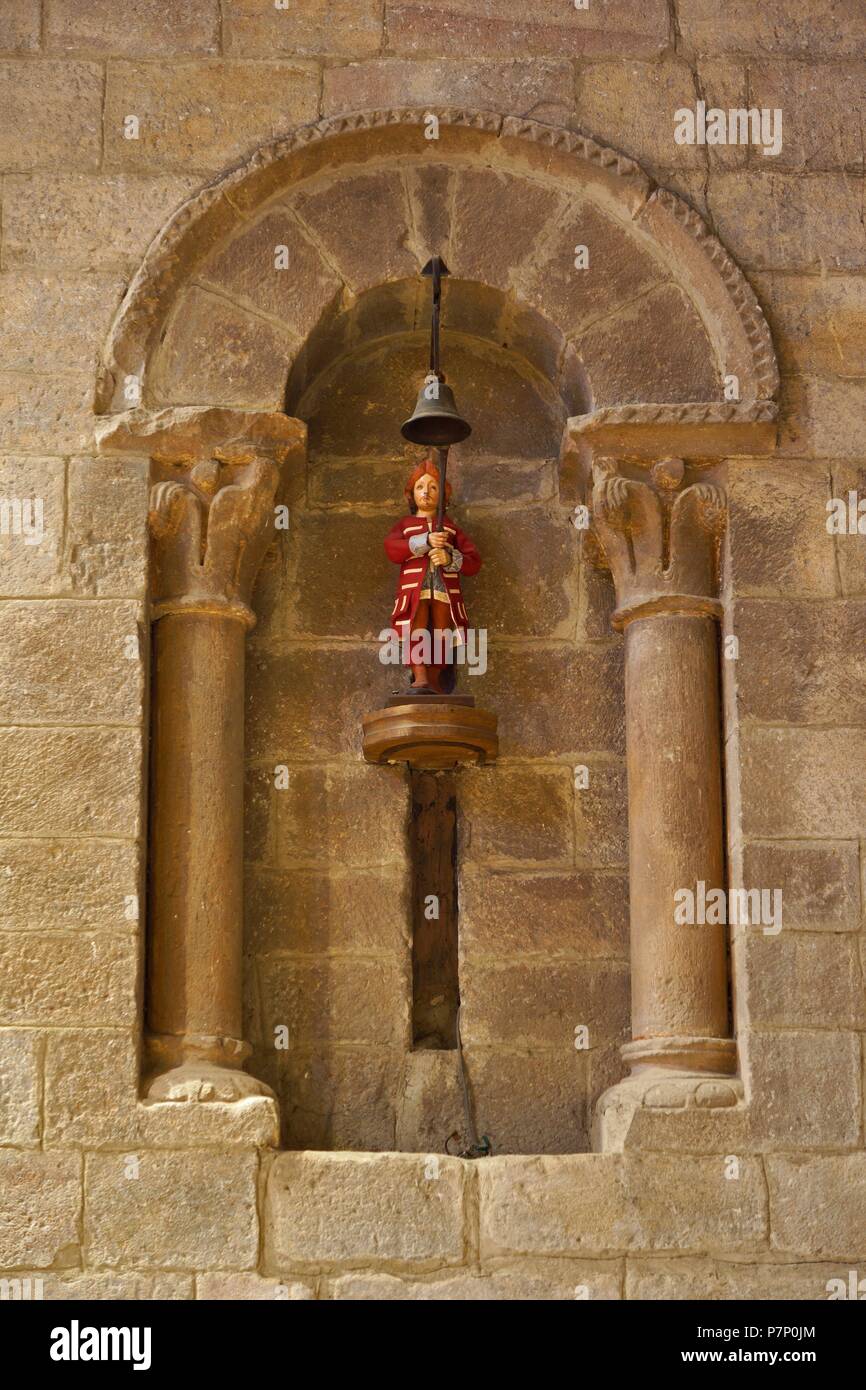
[384,461,481,694]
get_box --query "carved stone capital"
[148,456,280,625]
[590,459,726,628]
[97,406,306,626]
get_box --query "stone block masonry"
[0,0,863,1303]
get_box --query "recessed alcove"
[94,108,778,1162]
[241,277,629,1153]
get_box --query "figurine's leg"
[427,597,454,693]
[409,599,432,689]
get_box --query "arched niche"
[96,108,778,420]
[94,110,780,1151]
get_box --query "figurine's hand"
[429,531,450,548]
[429,547,451,567]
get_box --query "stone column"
[98,408,304,1103]
[590,455,741,1145]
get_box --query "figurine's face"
[413,473,439,514]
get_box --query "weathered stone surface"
[304,458,408,508]
[677,0,866,59]
[740,841,860,931]
[462,506,577,640]
[0,728,141,836]
[244,764,274,864]
[479,1154,767,1256]
[708,172,866,271]
[137,1097,279,1150]
[626,1258,855,1300]
[103,60,320,172]
[517,201,664,341]
[386,0,669,60]
[197,1272,314,1300]
[224,0,382,57]
[3,1271,193,1299]
[394,1050,463,1153]
[0,1030,40,1145]
[449,168,566,290]
[578,284,722,404]
[614,1099,751,1156]
[294,172,419,294]
[777,376,866,459]
[831,461,866,597]
[470,645,625,759]
[283,511,398,640]
[85,1152,259,1270]
[464,1047,589,1154]
[734,599,866,724]
[451,454,558,506]
[0,0,40,51]
[44,1030,138,1148]
[573,759,628,868]
[45,0,220,55]
[727,460,836,596]
[753,273,866,377]
[745,60,866,171]
[0,934,137,1027]
[742,933,865,1031]
[460,959,629,1048]
[0,455,66,595]
[277,1047,402,1152]
[266,1151,466,1270]
[246,646,384,761]
[0,273,125,373]
[259,958,409,1047]
[0,6,862,1287]
[768,1154,866,1258]
[1,173,200,269]
[322,58,573,120]
[748,1030,862,1149]
[67,457,149,597]
[156,286,295,408]
[0,373,93,454]
[459,867,628,959]
[0,1151,80,1267]
[0,840,139,932]
[459,764,573,864]
[202,210,342,342]
[403,162,456,274]
[246,865,409,955]
[739,727,866,839]
[575,57,747,171]
[44,1028,278,1148]
[303,337,561,461]
[0,600,143,724]
[335,1261,622,1299]
[0,60,102,171]
[578,556,617,640]
[267,763,408,866]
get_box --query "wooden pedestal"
[362,695,498,770]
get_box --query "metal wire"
[445,1005,492,1159]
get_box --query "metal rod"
[429,255,442,378]
[435,445,447,531]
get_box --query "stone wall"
[0,0,864,1299]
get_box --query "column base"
[593,1036,742,1152]
[144,1033,275,1104]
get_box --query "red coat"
[384,513,481,653]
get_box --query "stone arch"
[95,108,779,421]
[94,110,781,1142]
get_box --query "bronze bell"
[401,375,472,447]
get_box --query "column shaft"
[625,613,728,1053]
[148,612,246,1044]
